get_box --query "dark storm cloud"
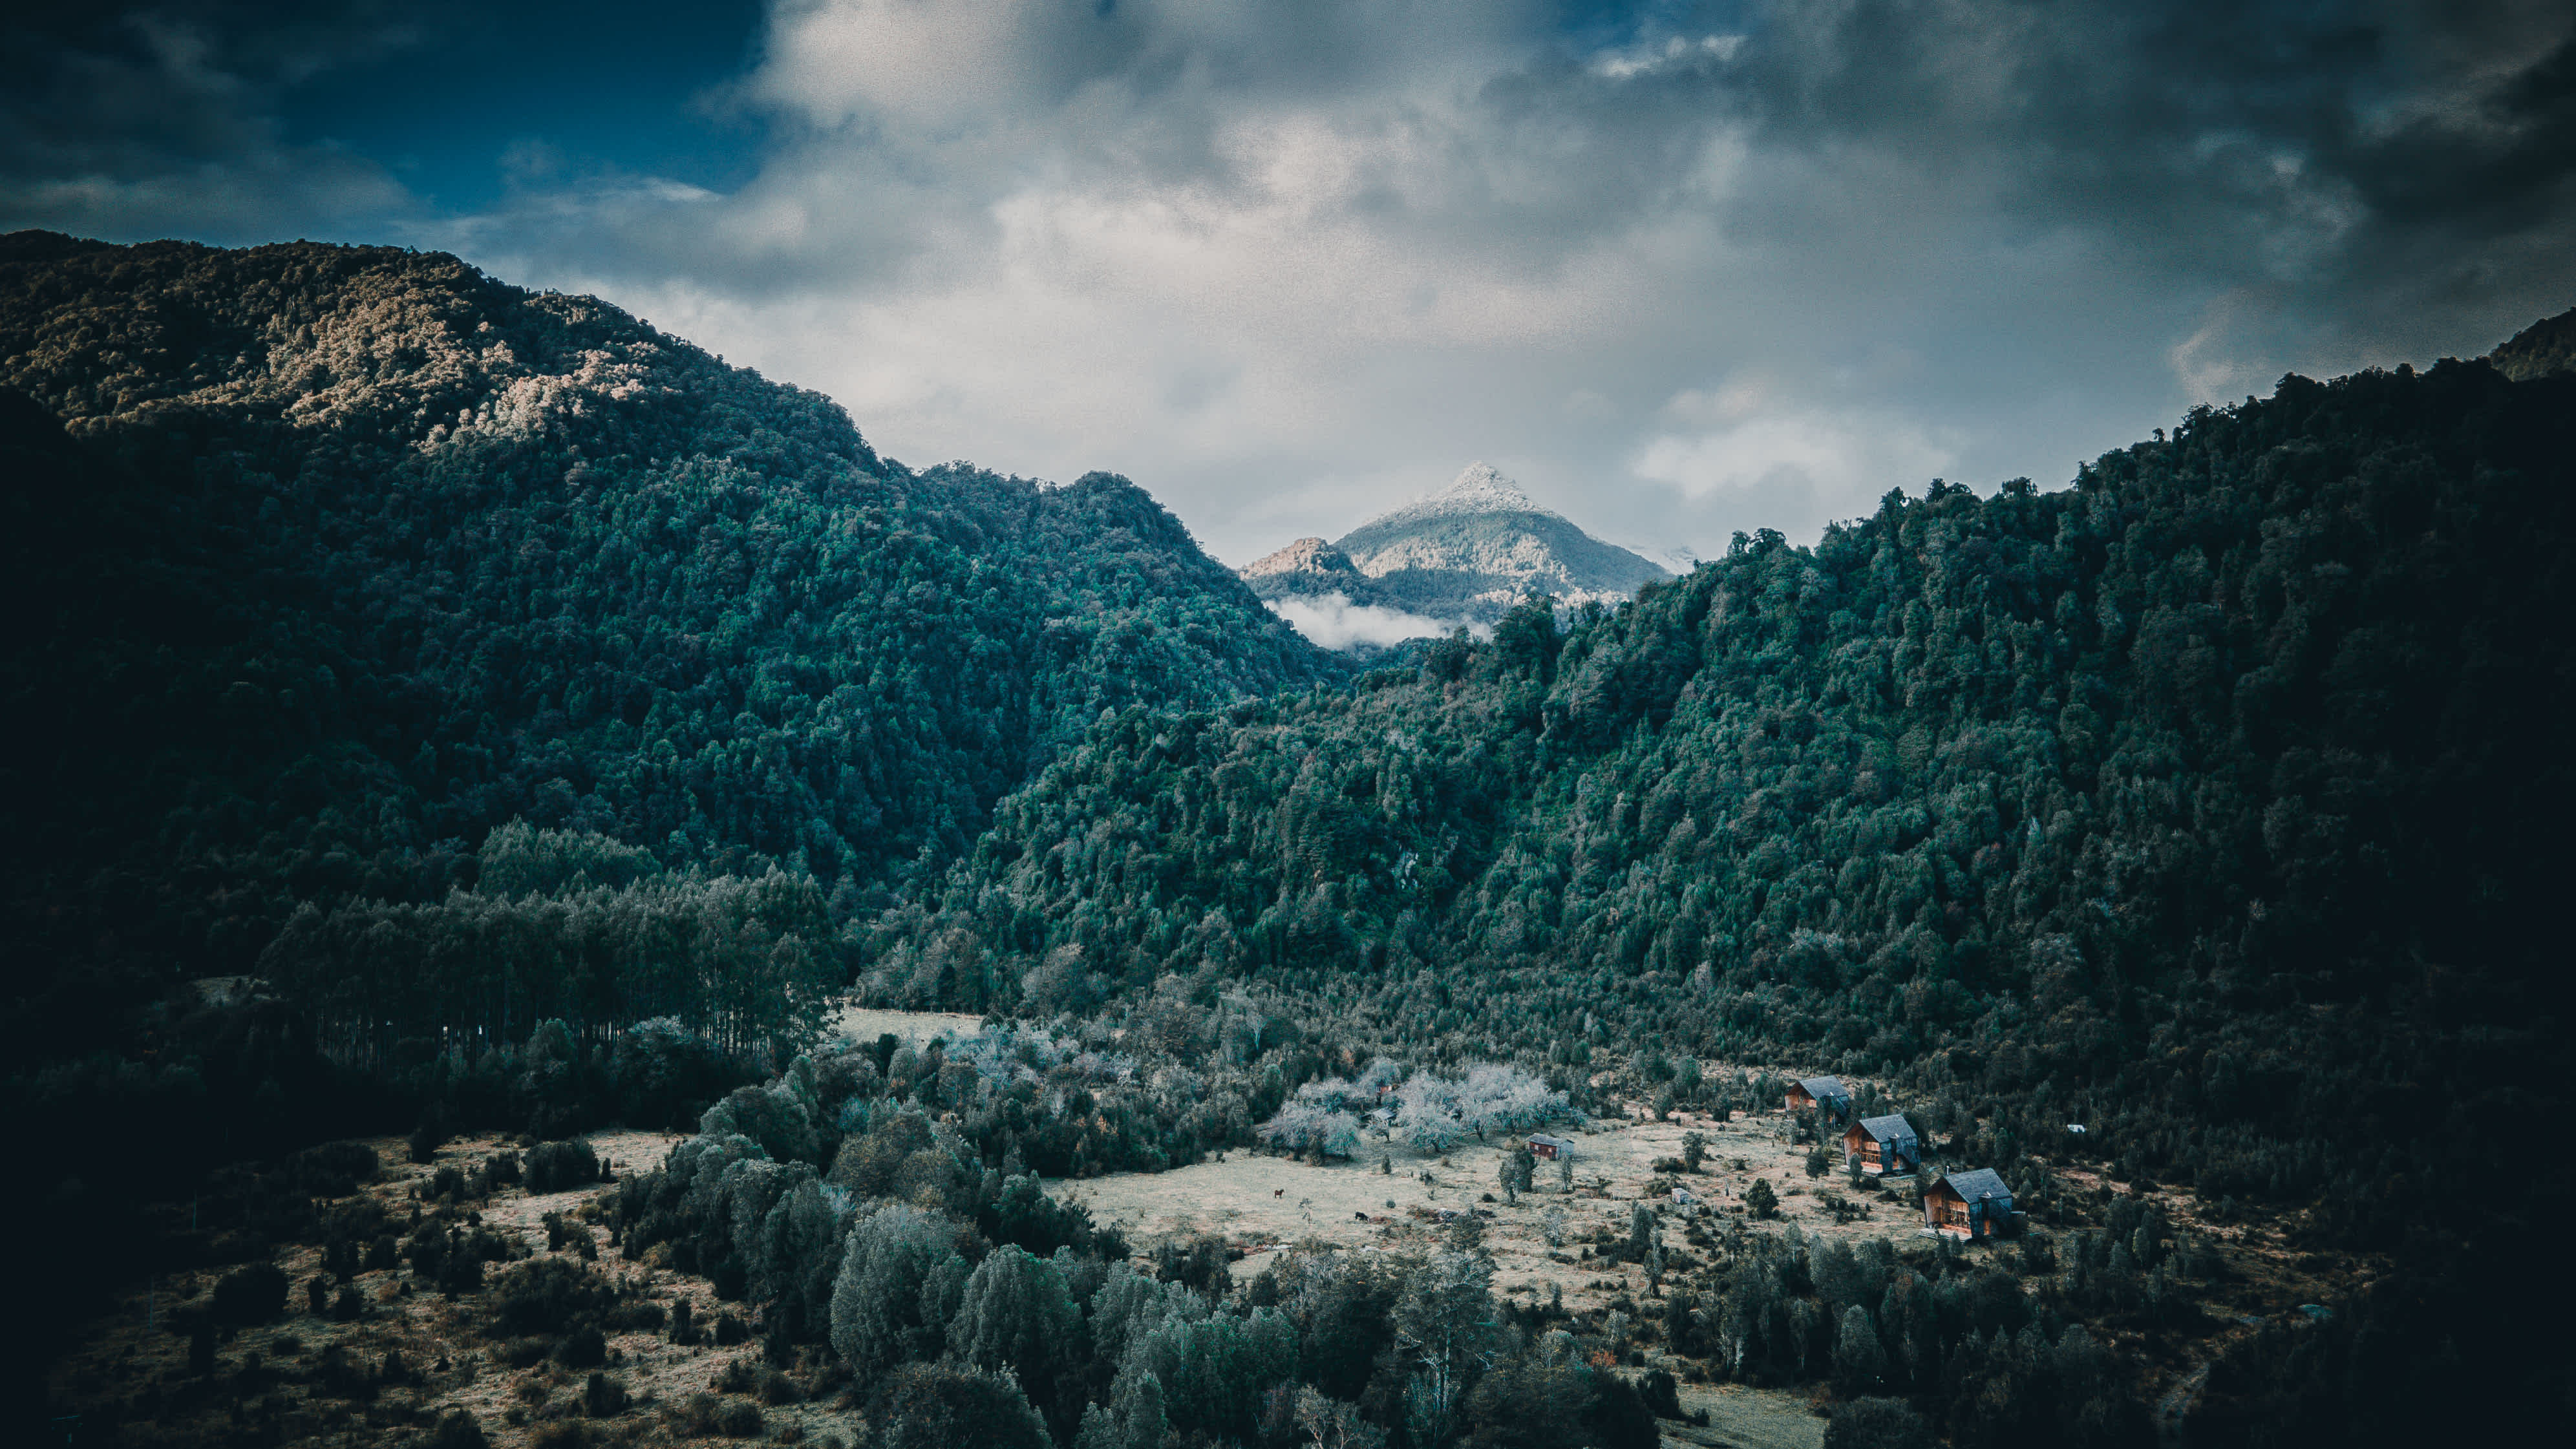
[0,2,421,238]
[3,2,2571,567]
[1710,1,2576,359]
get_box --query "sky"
[5,1,2573,567]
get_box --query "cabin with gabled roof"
[1785,1075,1853,1124]
[1925,1169,2019,1239]
[1844,1114,1920,1176]
[1527,1134,1576,1161]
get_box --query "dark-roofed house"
[1844,1114,1920,1176]
[1925,1169,2019,1239]
[1785,1076,1853,1124]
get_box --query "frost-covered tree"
[1394,1064,1568,1154]
[1255,1098,1363,1158]
[1392,1249,1496,1448]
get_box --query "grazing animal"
[1274,1189,1284,1198]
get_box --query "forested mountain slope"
[871,355,2571,1222]
[0,232,1334,1052]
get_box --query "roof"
[1528,1134,1577,1148]
[1796,1076,1849,1099]
[1933,1169,2014,1202]
[1851,1114,1917,1143]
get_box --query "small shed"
[1528,1134,1577,1161]
[1785,1075,1853,1123]
[1924,1169,2018,1239]
[1844,1114,1921,1176]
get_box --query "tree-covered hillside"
[871,355,2571,1220]
[0,232,1335,1054]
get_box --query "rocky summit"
[1242,462,1670,640]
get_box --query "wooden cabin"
[1785,1075,1853,1123]
[1844,1114,1920,1176]
[1527,1134,1577,1161]
[1924,1169,2018,1239]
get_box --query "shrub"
[712,1311,749,1346]
[527,1140,602,1195]
[529,1422,590,1449]
[1744,1179,1778,1220]
[1637,1368,1683,1420]
[606,1299,666,1333]
[555,1325,607,1368]
[438,1253,485,1296]
[1822,1397,1935,1449]
[583,1372,629,1418]
[427,1410,490,1449]
[758,1368,804,1406]
[211,1263,288,1326]
[668,1394,723,1437]
[294,1141,381,1196]
[491,1258,617,1338]
[409,1119,451,1166]
[711,1254,748,1301]
[866,1362,1048,1449]
[717,1401,765,1437]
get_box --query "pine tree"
[947,1246,1080,1408]
[1832,1306,1887,1396]
[827,1205,951,1374]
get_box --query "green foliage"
[488,1257,615,1338]
[0,233,1338,1063]
[1824,1397,1934,1449]
[866,1362,1052,1449]
[427,1410,491,1449]
[526,1139,599,1194]
[1833,1304,1888,1395]
[827,1203,955,1374]
[864,357,2573,1271]
[209,1262,288,1326]
[947,1245,1081,1420]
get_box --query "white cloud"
[78,0,2551,566]
[1264,593,1473,651]
[1631,405,1964,522]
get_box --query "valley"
[5,235,2567,1449]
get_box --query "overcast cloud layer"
[6,1,2573,564]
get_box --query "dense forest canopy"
[0,231,1339,1059]
[866,352,2573,1224]
[6,233,2575,1445]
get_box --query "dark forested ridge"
[866,351,2576,1430]
[881,357,2573,1084]
[0,231,1336,1057]
[10,227,2576,1446]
